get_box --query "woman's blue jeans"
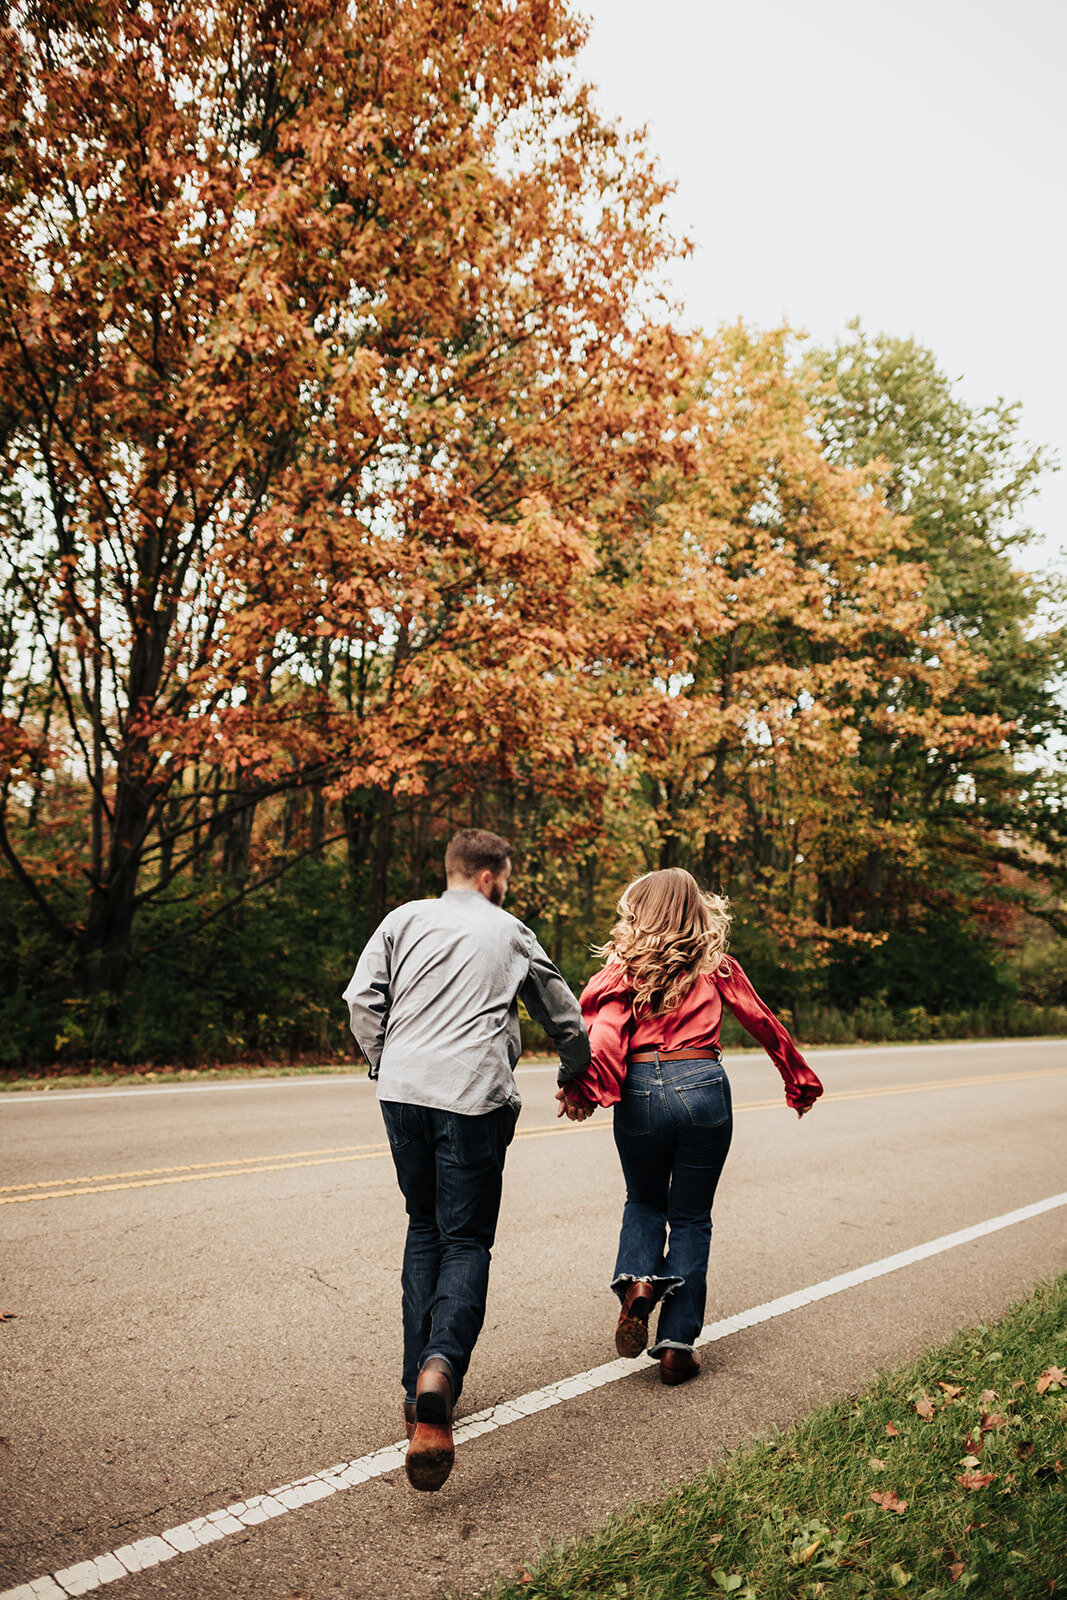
[612,1055,733,1354]
[380,1099,516,1404]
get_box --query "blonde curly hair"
[597,868,732,1016]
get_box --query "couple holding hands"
[343,829,822,1492]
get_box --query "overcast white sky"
[576,0,1066,573]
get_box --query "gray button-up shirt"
[342,889,590,1115]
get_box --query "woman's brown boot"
[615,1279,656,1357]
[659,1347,701,1385]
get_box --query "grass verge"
[0,1061,366,1092]
[478,1276,1067,1600]
[3,1034,1062,1091]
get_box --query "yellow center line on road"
[815,1064,1067,1103]
[3,1063,1065,1207]
[0,1140,389,1194]
[518,1063,1067,1139]
[0,1151,397,1205]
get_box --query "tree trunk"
[79,762,153,997]
[369,790,395,927]
[77,586,169,997]
[410,795,433,898]
[342,789,376,944]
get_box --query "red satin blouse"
[572,957,823,1115]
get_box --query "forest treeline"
[1,0,1065,1067]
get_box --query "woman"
[556,868,823,1385]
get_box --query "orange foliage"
[0,0,683,971]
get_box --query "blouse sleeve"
[567,965,633,1108]
[714,959,823,1113]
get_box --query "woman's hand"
[785,1066,823,1117]
[555,1085,594,1122]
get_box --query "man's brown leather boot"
[405,1358,455,1491]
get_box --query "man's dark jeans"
[611,1055,733,1353]
[380,1099,517,1403]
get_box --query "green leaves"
[705,1570,754,1597]
[805,322,1066,1006]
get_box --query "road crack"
[307,1266,342,1294]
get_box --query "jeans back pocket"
[675,1074,730,1130]
[380,1099,413,1151]
[615,1085,653,1136]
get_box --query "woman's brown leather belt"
[629,1047,721,1063]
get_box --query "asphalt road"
[2,1039,1066,1600]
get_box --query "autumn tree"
[0,0,685,1049]
[806,324,1066,1005]
[573,325,1021,1011]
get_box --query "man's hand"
[555,1086,594,1122]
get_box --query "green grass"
[477,1277,1067,1600]
[0,1061,367,1092]
[521,1005,1067,1059]
[718,1004,1067,1050]
[4,1024,1064,1091]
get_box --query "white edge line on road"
[3,1036,1065,1103]
[5,1189,1066,1600]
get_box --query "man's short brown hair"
[445,828,513,881]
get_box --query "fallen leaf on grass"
[870,1489,908,1513]
[979,1389,998,1404]
[885,1422,899,1438]
[956,1470,997,1490]
[794,1541,821,1566]
[949,1561,966,1582]
[1017,1441,1034,1459]
[958,1455,981,1470]
[914,1397,936,1420]
[980,1411,1009,1432]
[1036,1366,1066,1394]
[939,1383,964,1400]
[518,1571,533,1586]
[964,1433,981,1453]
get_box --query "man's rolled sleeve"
[341,927,393,1077]
[519,937,590,1081]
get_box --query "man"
[342,828,590,1492]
